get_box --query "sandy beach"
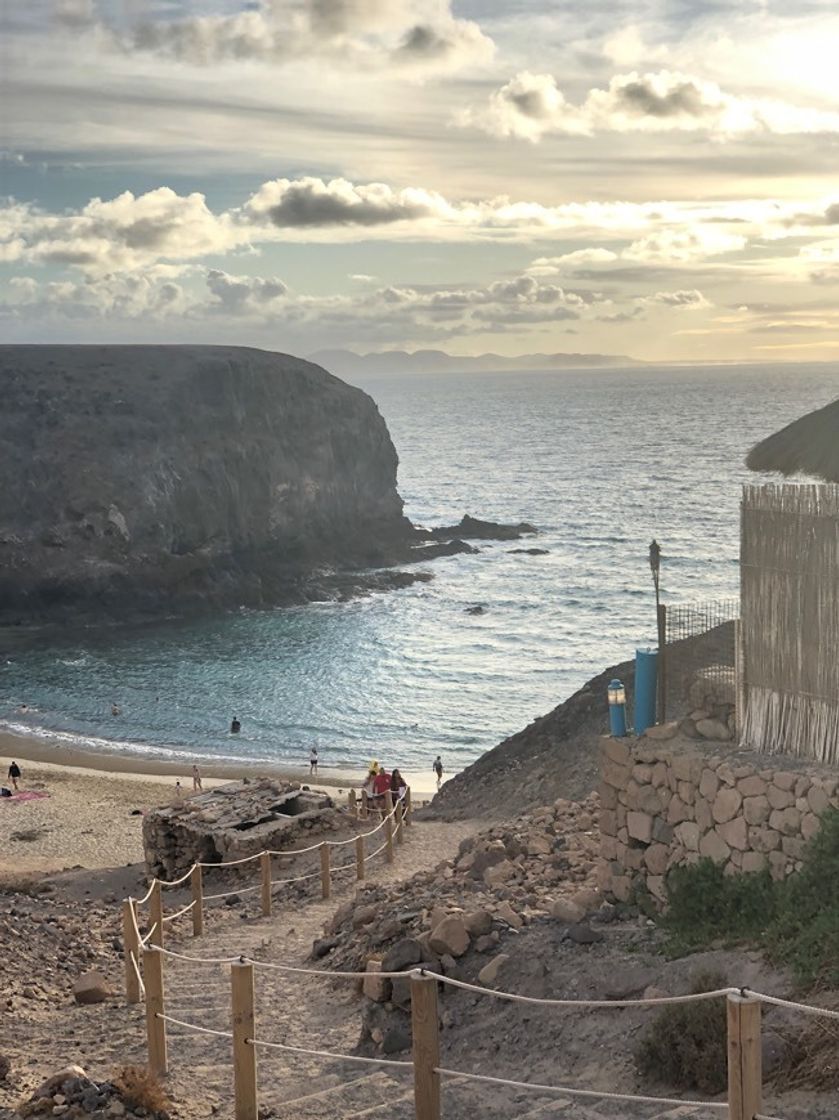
[0,727,440,877]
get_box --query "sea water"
[1,362,837,773]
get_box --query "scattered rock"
[478,953,510,986]
[72,971,111,1005]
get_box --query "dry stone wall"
[598,736,839,906]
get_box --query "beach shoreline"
[0,726,442,795]
[0,728,443,877]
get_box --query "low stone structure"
[599,736,839,905]
[143,778,343,878]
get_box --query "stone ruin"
[142,777,346,878]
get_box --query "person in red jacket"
[372,767,391,814]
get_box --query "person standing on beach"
[7,761,21,791]
[192,765,202,791]
[309,747,318,776]
[433,755,443,791]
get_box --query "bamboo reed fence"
[740,484,839,765]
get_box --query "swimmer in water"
[230,717,241,734]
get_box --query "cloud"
[527,249,619,275]
[2,188,245,275]
[206,269,288,313]
[459,69,839,141]
[640,289,711,309]
[623,227,747,262]
[245,177,454,227]
[86,0,493,75]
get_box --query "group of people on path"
[361,759,409,812]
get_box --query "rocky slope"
[0,345,412,620]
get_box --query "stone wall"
[598,736,839,905]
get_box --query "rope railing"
[135,945,831,1120]
[122,795,404,960]
[433,1067,729,1111]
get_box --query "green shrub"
[659,858,776,955]
[635,970,728,1094]
[765,807,839,987]
[658,808,839,988]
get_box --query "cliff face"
[0,345,411,618]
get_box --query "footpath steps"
[154,819,725,1120]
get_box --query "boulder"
[381,938,423,973]
[72,971,110,1005]
[551,898,585,924]
[463,910,493,938]
[33,1067,88,1097]
[428,916,470,958]
[363,960,389,1002]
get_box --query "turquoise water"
[2,362,837,772]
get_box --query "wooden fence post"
[360,789,369,819]
[355,834,365,881]
[384,790,393,816]
[348,790,357,818]
[320,843,331,900]
[656,602,667,724]
[231,961,258,1120]
[405,787,412,825]
[385,813,395,865]
[395,800,405,844]
[123,900,141,1004]
[149,880,164,949]
[411,973,441,1120]
[727,993,762,1120]
[260,851,272,918]
[191,865,204,937]
[143,947,167,1077]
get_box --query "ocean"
[1,362,837,775]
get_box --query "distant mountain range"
[309,348,639,376]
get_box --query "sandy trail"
[2,816,481,1119]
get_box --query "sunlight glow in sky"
[1,0,838,362]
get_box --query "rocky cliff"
[0,345,412,619]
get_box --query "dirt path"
[3,817,480,1118]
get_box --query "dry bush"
[112,1065,170,1116]
[775,995,839,1092]
[635,970,728,1095]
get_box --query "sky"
[1,0,838,363]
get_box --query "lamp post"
[650,538,666,723]
[608,678,627,737]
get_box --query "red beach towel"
[0,790,50,804]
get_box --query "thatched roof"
[746,397,839,483]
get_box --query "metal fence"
[659,598,739,721]
[740,483,839,765]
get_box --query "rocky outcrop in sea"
[0,345,413,621]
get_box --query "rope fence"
[129,938,835,1120]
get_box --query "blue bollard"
[634,648,658,737]
[608,679,627,737]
